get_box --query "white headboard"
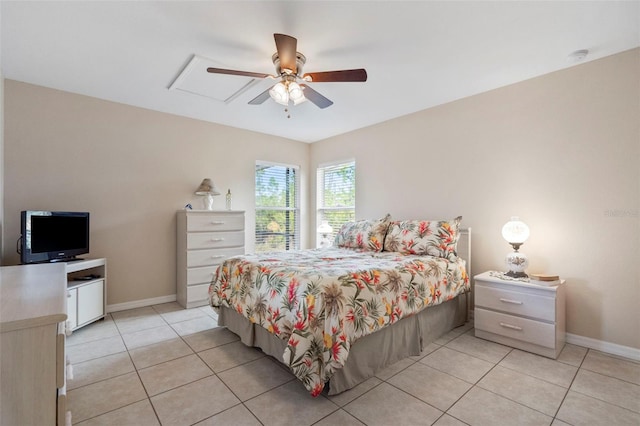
[457,228,472,318]
[458,228,472,279]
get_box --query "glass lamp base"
[319,235,332,249]
[505,250,528,278]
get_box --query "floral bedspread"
[209,247,469,396]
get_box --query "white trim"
[106,294,177,313]
[566,332,640,361]
[256,159,300,170]
[317,158,356,169]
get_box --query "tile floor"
[66,302,640,426]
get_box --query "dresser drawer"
[187,231,244,250]
[187,247,244,268]
[475,283,555,322]
[475,308,556,349]
[57,387,67,426]
[187,265,219,286]
[187,214,244,232]
[56,323,66,389]
[187,283,211,305]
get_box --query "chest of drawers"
[177,210,245,308]
[1,263,70,425]
[474,271,566,359]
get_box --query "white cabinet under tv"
[65,258,106,331]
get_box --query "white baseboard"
[566,333,640,362]
[107,294,177,313]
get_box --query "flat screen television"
[20,211,90,264]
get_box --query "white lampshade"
[269,82,289,106]
[501,216,530,244]
[317,220,333,234]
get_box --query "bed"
[209,216,471,396]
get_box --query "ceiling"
[2,1,638,143]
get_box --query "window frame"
[316,159,356,247]
[255,161,300,252]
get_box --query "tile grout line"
[120,307,164,425]
[437,347,515,424]
[68,306,640,425]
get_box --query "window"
[317,160,355,246]
[255,162,300,252]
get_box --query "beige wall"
[3,81,310,305]
[1,7,4,263]
[311,49,640,350]
[1,75,4,265]
[3,49,638,350]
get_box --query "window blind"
[317,161,355,245]
[255,162,300,252]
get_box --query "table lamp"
[317,220,333,248]
[502,216,530,278]
[195,178,221,210]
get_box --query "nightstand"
[474,271,566,359]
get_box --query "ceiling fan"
[207,33,367,109]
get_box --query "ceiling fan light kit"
[207,33,367,109]
[268,77,306,106]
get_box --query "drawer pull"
[499,322,523,331]
[211,255,225,259]
[211,238,225,242]
[211,221,226,225]
[499,298,523,305]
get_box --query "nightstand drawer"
[475,308,556,349]
[187,231,244,250]
[187,214,244,232]
[187,247,244,268]
[475,283,555,322]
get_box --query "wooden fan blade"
[301,84,333,109]
[248,87,272,105]
[303,69,367,82]
[207,67,271,79]
[274,33,298,74]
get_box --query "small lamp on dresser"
[195,178,221,210]
[502,216,530,278]
[317,220,333,248]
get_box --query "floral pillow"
[383,216,462,260]
[334,214,391,252]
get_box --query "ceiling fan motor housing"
[272,52,306,76]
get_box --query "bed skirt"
[217,292,468,395]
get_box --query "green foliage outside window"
[318,161,356,242]
[255,164,299,252]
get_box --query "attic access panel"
[169,54,262,103]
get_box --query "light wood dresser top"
[0,263,68,333]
